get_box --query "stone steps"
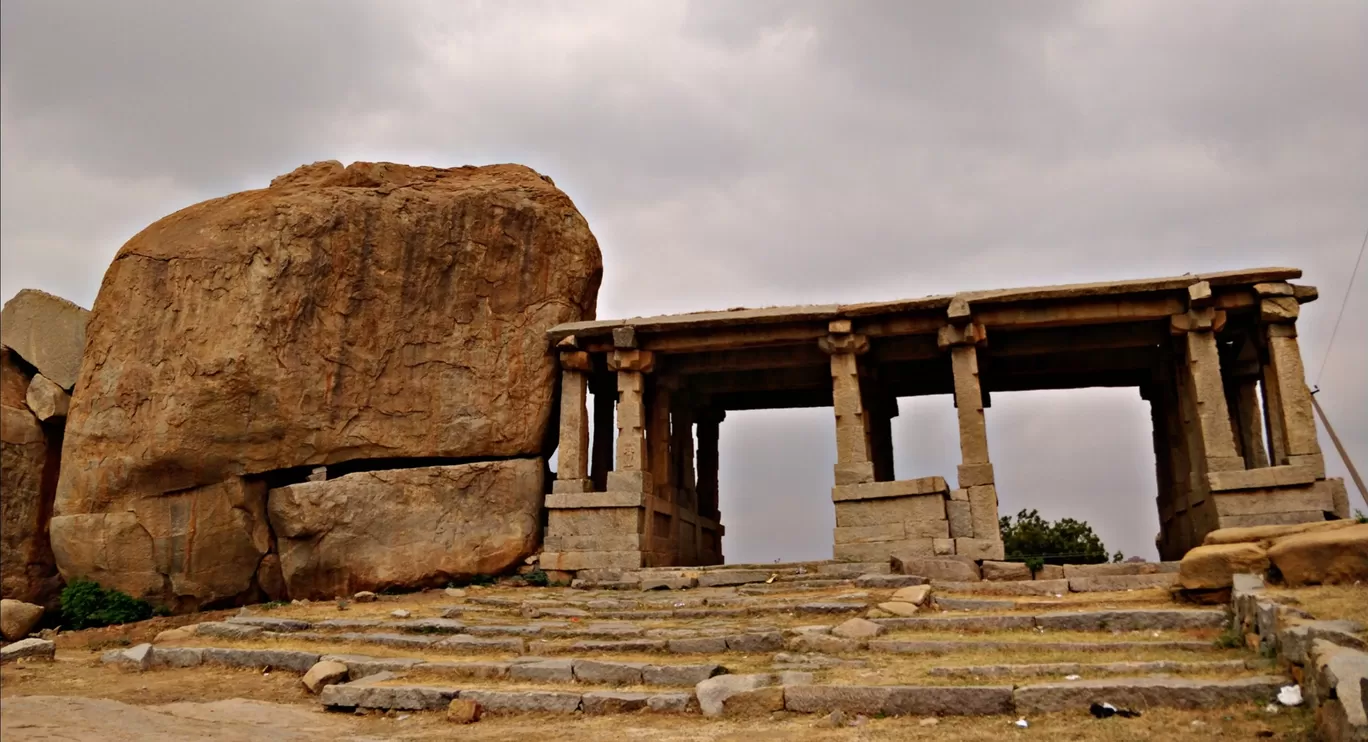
[867,639,1219,654]
[314,673,1290,717]
[926,658,1267,678]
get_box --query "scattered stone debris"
[353,591,377,603]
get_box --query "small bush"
[1023,556,1045,577]
[1355,510,1367,524]
[524,569,550,587]
[1214,626,1245,649]
[60,578,155,630]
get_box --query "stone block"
[787,633,863,654]
[834,496,947,528]
[646,693,694,713]
[697,570,770,587]
[1036,564,1065,580]
[957,463,995,488]
[831,618,885,640]
[582,691,652,715]
[544,533,643,553]
[541,550,643,571]
[1214,486,1333,517]
[835,539,934,563]
[446,698,481,724]
[1061,562,1170,577]
[550,478,594,495]
[891,584,931,604]
[1207,465,1319,492]
[1217,511,1333,529]
[696,674,776,717]
[201,648,321,673]
[933,538,956,555]
[1068,573,1178,592]
[949,488,969,501]
[891,555,981,581]
[643,663,723,686]
[1287,454,1327,479]
[24,373,69,421]
[1324,478,1350,520]
[0,289,88,389]
[833,523,904,544]
[876,602,919,617]
[1266,523,1368,586]
[668,637,728,654]
[1179,543,1270,590]
[433,635,527,653]
[980,561,1031,581]
[833,461,876,486]
[854,574,924,589]
[605,470,652,493]
[0,600,44,641]
[930,579,1068,596]
[460,690,583,714]
[831,477,948,502]
[785,684,895,714]
[884,684,1014,716]
[572,659,647,685]
[546,491,646,509]
[511,659,576,683]
[954,538,1005,561]
[149,647,204,669]
[966,485,999,539]
[196,622,264,640]
[548,507,642,536]
[1013,676,1286,714]
[726,632,785,652]
[0,637,54,663]
[947,500,973,538]
[302,660,350,694]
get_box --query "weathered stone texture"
[1266,524,1368,586]
[0,289,90,390]
[52,162,601,607]
[269,461,543,599]
[1,349,62,606]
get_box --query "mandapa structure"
[544,266,1350,571]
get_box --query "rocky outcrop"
[52,161,600,608]
[1267,524,1368,587]
[1,290,90,391]
[268,460,543,599]
[1179,520,1366,592]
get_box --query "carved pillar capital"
[937,322,987,350]
[609,349,655,373]
[559,350,594,371]
[1170,308,1227,335]
[819,332,869,356]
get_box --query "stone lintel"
[1253,282,1294,297]
[1206,465,1319,493]
[937,322,987,350]
[608,349,654,373]
[831,477,950,502]
[546,491,648,509]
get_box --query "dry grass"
[1267,585,1368,629]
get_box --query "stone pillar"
[647,382,674,503]
[552,352,592,494]
[938,315,1001,558]
[696,408,723,522]
[606,349,654,493]
[820,320,873,486]
[1171,282,1243,475]
[1257,283,1322,470]
[590,377,615,492]
[672,401,696,507]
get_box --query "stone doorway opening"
[985,387,1162,561]
[718,408,836,564]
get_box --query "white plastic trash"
[1015,718,1029,728]
[1278,685,1303,706]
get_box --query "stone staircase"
[93,559,1295,721]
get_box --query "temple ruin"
[544,267,1351,571]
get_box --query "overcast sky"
[3,1,1365,561]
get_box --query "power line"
[1315,224,1368,386]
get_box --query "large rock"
[0,599,45,640]
[0,289,90,391]
[890,555,981,582]
[51,162,601,608]
[1266,523,1368,586]
[1179,542,1270,590]
[269,460,543,599]
[1203,520,1359,547]
[1,349,62,607]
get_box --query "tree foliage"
[998,509,1115,565]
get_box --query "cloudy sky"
[3,1,1364,561]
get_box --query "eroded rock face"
[52,161,601,607]
[268,460,544,599]
[0,289,90,391]
[1,349,63,607]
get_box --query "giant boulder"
[0,348,63,607]
[268,460,544,599]
[0,289,90,391]
[52,161,601,609]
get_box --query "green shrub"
[60,578,155,629]
[1023,556,1045,577]
[999,509,1111,565]
[1214,626,1245,649]
[1355,510,1367,524]
[524,569,550,587]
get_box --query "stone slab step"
[931,579,1070,597]
[872,609,1225,633]
[320,680,692,714]
[927,658,1260,678]
[868,639,1219,654]
[1012,675,1288,713]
